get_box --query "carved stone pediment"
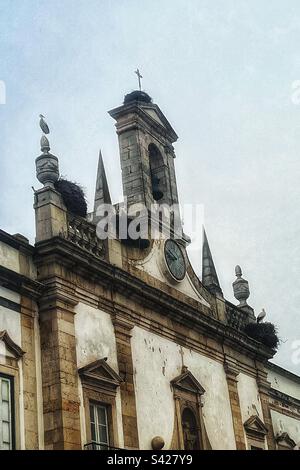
[0,330,25,359]
[276,432,296,449]
[244,415,268,439]
[78,358,123,395]
[171,367,205,395]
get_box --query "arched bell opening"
[148,143,165,201]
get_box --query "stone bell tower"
[109,90,180,211]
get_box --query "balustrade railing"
[225,302,250,331]
[60,214,105,259]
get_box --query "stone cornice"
[267,361,300,384]
[0,265,44,300]
[109,102,178,143]
[34,236,275,362]
[0,229,34,255]
[269,387,300,411]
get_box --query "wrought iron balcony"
[84,442,123,451]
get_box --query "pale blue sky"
[0,0,300,373]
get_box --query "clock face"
[164,239,186,281]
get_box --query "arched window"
[182,407,200,450]
[148,143,165,201]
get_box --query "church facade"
[0,90,299,450]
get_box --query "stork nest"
[54,178,87,218]
[244,322,280,350]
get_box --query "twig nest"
[244,322,280,350]
[54,178,87,217]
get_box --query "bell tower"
[109,90,180,210]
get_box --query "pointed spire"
[202,228,223,296]
[93,150,111,223]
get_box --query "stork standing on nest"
[257,308,266,323]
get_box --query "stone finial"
[36,114,59,188]
[235,265,242,277]
[40,135,50,153]
[232,265,250,307]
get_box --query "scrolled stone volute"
[232,265,250,307]
[151,436,165,450]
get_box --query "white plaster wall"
[237,373,264,423]
[74,303,124,448]
[268,368,300,401]
[131,240,210,307]
[271,410,300,446]
[131,327,236,450]
[0,241,20,273]
[0,287,21,346]
[0,286,20,304]
[237,373,265,448]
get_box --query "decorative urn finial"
[35,114,59,187]
[232,265,250,307]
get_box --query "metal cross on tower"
[134,68,143,91]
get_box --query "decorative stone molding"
[224,356,240,381]
[79,358,123,396]
[0,265,44,301]
[0,330,25,359]
[171,366,211,450]
[276,432,296,449]
[244,415,268,450]
[269,388,300,412]
[232,266,255,320]
[244,415,268,439]
[171,366,205,398]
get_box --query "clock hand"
[166,248,177,261]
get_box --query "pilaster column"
[224,356,246,450]
[39,293,81,450]
[112,313,139,449]
[174,395,184,449]
[256,363,276,450]
[20,296,39,449]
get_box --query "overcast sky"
[0,0,299,374]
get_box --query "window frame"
[78,359,123,450]
[89,401,110,450]
[0,373,15,450]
